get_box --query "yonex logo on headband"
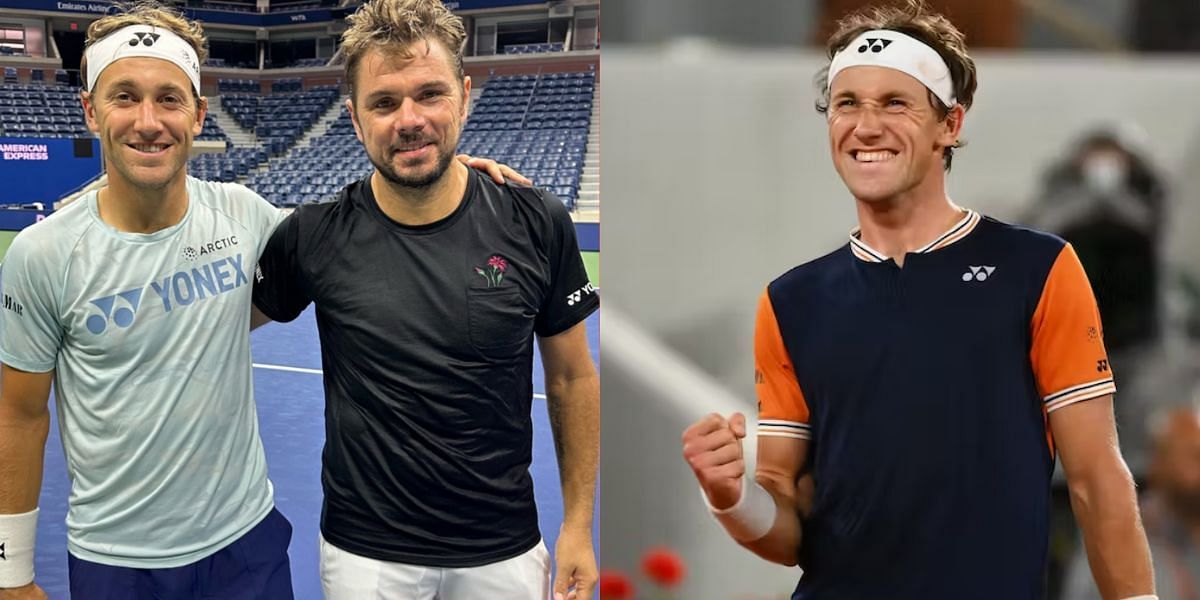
[129,32,160,47]
[829,29,956,107]
[84,25,200,94]
[858,38,893,53]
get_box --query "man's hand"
[456,154,533,185]
[682,412,748,510]
[0,583,48,600]
[552,524,597,600]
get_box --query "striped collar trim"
[849,209,981,263]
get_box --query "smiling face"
[347,39,470,191]
[827,65,961,205]
[82,56,205,193]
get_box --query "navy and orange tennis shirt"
[755,209,1114,599]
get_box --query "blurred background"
[600,0,1200,598]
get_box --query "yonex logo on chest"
[86,288,143,334]
[84,254,249,335]
[962,265,996,282]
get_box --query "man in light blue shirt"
[0,6,293,598]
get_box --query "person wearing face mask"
[680,2,1154,598]
[1024,129,1170,480]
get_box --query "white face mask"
[1082,154,1127,194]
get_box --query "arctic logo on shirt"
[84,254,249,334]
[182,236,239,262]
[566,282,596,306]
[961,265,996,282]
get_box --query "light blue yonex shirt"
[0,177,283,568]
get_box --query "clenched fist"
[682,412,748,510]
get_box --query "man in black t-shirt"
[250,1,600,599]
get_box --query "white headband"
[84,25,200,94]
[828,30,956,107]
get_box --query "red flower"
[641,546,687,588]
[598,570,635,600]
[488,255,507,272]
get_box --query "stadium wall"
[0,137,100,204]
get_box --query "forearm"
[546,372,599,531]
[737,478,803,566]
[0,409,50,513]
[1070,466,1154,598]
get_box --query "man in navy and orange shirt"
[682,2,1155,598]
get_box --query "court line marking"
[253,363,322,375]
[252,363,548,399]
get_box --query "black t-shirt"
[252,169,599,566]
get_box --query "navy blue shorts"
[67,508,294,600]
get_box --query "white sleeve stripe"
[1044,377,1115,403]
[758,420,810,430]
[757,429,811,440]
[1045,383,1116,413]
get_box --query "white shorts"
[319,534,551,600]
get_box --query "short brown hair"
[81,0,208,101]
[815,0,977,170]
[341,0,467,101]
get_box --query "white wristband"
[700,477,776,542]
[0,507,37,588]
[1120,596,1158,600]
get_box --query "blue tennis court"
[32,305,599,598]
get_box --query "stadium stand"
[218,79,261,94]
[198,1,256,12]
[188,146,270,183]
[197,114,231,144]
[0,79,229,142]
[458,70,594,208]
[0,82,91,138]
[289,58,330,68]
[268,0,337,12]
[219,83,338,155]
[504,43,566,55]
[243,107,368,207]
[233,70,594,209]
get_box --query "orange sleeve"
[754,289,811,440]
[1030,244,1116,413]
